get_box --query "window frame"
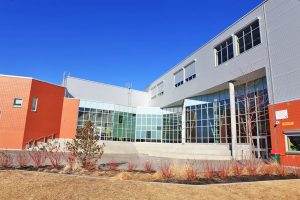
[31,97,38,112]
[174,69,184,88]
[184,60,197,82]
[13,98,23,108]
[157,81,164,96]
[235,19,261,55]
[285,132,300,154]
[214,37,234,66]
[151,86,157,99]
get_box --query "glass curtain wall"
[185,77,271,157]
[135,114,163,142]
[162,113,182,143]
[77,101,183,143]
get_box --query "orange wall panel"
[59,98,79,139]
[23,80,65,147]
[0,76,32,149]
[269,99,300,166]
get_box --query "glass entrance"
[252,136,268,159]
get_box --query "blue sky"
[0,0,263,90]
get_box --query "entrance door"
[253,136,268,159]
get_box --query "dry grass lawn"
[0,170,299,200]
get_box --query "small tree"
[67,121,105,170]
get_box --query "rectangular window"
[236,20,261,55]
[215,37,234,66]
[151,86,157,99]
[157,81,164,96]
[184,61,196,82]
[286,134,300,153]
[174,69,184,87]
[31,97,38,112]
[13,98,23,107]
[146,131,151,139]
[119,115,123,124]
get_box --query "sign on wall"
[275,110,288,120]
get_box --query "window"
[184,61,196,81]
[119,115,123,124]
[236,20,261,54]
[174,69,184,87]
[146,131,151,139]
[13,98,23,107]
[215,37,234,66]
[31,97,38,112]
[151,86,157,99]
[285,133,300,153]
[157,82,164,96]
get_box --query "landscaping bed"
[1,149,300,186]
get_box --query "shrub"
[230,161,244,177]
[44,142,64,169]
[218,161,229,178]
[28,148,45,168]
[184,160,198,181]
[274,163,287,176]
[203,161,214,179]
[82,159,97,170]
[127,160,138,172]
[66,154,76,169]
[159,161,172,179]
[143,160,153,173]
[108,159,119,170]
[244,160,258,176]
[0,151,13,169]
[16,152,29,168]
[67,121,105,169]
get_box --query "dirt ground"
[0,170,299,200]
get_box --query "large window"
[31,97,38,112]
[236,20,261,54]
[215,37,234,66]
[174,69,184,87]
[13,98,23,107]
[185,61,196,82]
[285,133,300,153]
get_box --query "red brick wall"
[23,80,65,147]
[0,76,32,149]
[59,98,79,139]
[269,99,300,166]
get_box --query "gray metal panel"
[65,77,150,107]
[264,0,300,104]
[149,5,270,108]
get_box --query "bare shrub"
[67,121,105,170]
[108,159,119,170]
[0,151,13,169]
[44,142,64,169]
[28,148,45,168]
[127,160,138,172]
[159,161,172,179]
[229,161,244,176]
[143,160,153,173]
[244,160,258,176]
[82,160,97,170]
[184,160,198,181]
[66,154,76,169]
[218,161,229,178]
[16,152,29,168]
[203,161,214,179]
